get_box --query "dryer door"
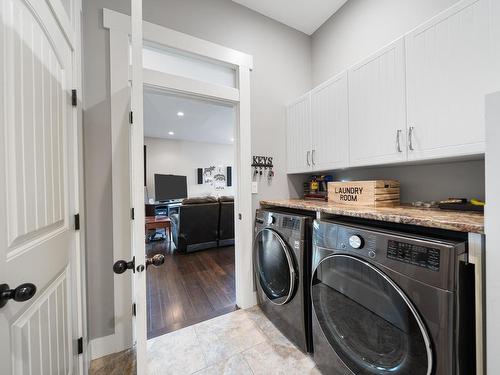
[311,254,433,375]
[254,228,297,305]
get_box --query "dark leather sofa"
[170,196,234,252]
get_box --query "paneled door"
[348,38,407,167]
[286,94,312,174]
[0,0,81,374]
[311,71,349,171]
[406,0,500,161]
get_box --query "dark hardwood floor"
[146,238,236,339]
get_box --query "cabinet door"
[406,0,500,160]
[348,38,407,167]
[286,94,312,173]
[311,71,349,171]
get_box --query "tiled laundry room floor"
[147,306,321,375]
[90,306,321,375]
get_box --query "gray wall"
[311,0,458,85]
[293,159,485,203]
[82,0,311,340]
[82,0,129,340]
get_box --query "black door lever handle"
[113,256,135,274]
[0,283,37,308]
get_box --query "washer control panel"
[387,240,440,271]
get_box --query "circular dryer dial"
[348,235,364,249]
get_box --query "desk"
[145,201,182,217]
[145,216,172,242]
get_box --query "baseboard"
[90,333,131,360]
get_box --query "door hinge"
[132,303,136,316]
[238,213,242,220]
[129,111,133,124]
[77,337,83,354]
[74,213,80,230]
[71,89,77,107]
[131,207,135,220]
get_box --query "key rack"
[252,155,275,179]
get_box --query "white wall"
[145,137,234,199]
[311,0,458,85]
[83,0,311,340]
[485,91,500,374]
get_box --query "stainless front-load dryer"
[311,218,475,375]
[254,209,313,353]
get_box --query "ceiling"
[231,0,348,35]
[143,89,235,145]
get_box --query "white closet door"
[348,38,407,167]
[406,0,500,160]
[311,71,349,171]
[286,94,312,174]
[0,0,79,373]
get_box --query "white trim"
[103,8,253,69]
[103,10,256,373]
[234,65,255,309]
[72,0,89,370]
[468,232,486,375]
[143,68,240,103]
[131,0,148,371]
[109,28,134,358]
[89,333,130,360]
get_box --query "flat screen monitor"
[154,174,187,202]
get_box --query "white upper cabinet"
[286,94,312,173]
[348,38,407,167]
[310,71,349,171]
[405,0,500,160]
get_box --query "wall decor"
[201,165,231,191]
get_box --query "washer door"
[311,255,433,375]
[254,228,297,305]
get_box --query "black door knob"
[0,283,37,308]
[146,254,165,269]
[113,257,135,274]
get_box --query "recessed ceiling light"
[168,131,174,135]
[177,111,184,117]
[230,137,234,142]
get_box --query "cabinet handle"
[396,130,402,152]
[408,126,415,151]
[306,151,311,166]
[311,150,316,165]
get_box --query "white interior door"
[131,0,147,372]
[0,0,80,374]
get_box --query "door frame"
[97,7,255,363]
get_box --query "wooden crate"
[328,180,400,207]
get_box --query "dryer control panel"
[387,240,440,271]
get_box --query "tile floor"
[147,306,322,375]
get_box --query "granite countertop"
[260,199,484,234]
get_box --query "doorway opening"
[143,90,237,339]
[103,9,254,370]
